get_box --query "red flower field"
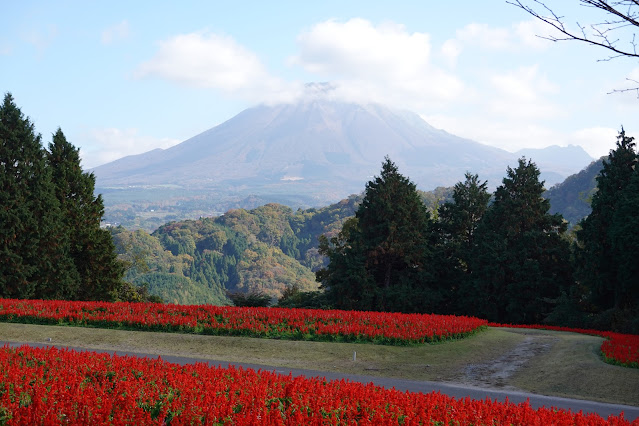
[0,298,486,345]
[0,344,635,425]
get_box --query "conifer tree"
[469,158,572,324]
[437,172,491,313]
[0,93,78,299]
[576,129,638,316]
[47,128,125,301]
[318,157,435,312]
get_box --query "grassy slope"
[0,323,637,406]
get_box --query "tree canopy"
[466,158,573,323]
[317,157,439,312]
[0,93,130,302]
[576,129,639,329]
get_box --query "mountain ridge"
[92,100,593,195]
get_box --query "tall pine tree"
[0,93,78,299]
[469,158,572,324]
[576,129,639,328]
[318,157,436,312]
[47,128,125,301]
[437,172,491,314]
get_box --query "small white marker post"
[353,351,356,361]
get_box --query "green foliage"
[575,129,639,331]
[114,198,363,304]
[468,158,573,324]
[227,290,272,307]
[317,157,438,313]
[48,128,126,301]
[276,285,331,309]
[0,94,78,299]
[0,93,130,302]
[436,172,491,314]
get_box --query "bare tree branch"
[607,78,639,97]
[508,0,639,59]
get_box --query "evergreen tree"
[609,171,639,313]
[576,129,639,319]
[317,217,373,310]
[437,172,491,313]
[469,158,572,324]
[0,93,78,299]
[47,129,125,301]
[317,157,435,312]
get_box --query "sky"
[2,1,638,169]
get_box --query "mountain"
[94,100,508,194]
[92,97,594,229]
[515,145,595,185]
[544,158,604,226]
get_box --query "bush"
[227,291,272,307]
[276,285,331,309]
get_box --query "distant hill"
[543,158,604,227]
[515,145,595,187]
[111,196,361,304]
[92,95,594,229]
[109,185,455,304]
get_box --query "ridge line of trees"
[315,144,638,332]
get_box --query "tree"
[0,93,78,299]
[576,129,638,316]
[438,172,491,264]
[317,157,436,312]
[436,172,491,314]
[469,158,573,324]
[511,1,639,94]
[47,128,125,301]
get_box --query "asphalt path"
[2,341,638,422]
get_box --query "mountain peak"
[92,100,591,203]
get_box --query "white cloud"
[101,20,130,45]
[424,113,558,152]
[290,18,464,108]
[488,65,560,119]
[449,19,552,53]
[424,112,618,161]
[455,23,512,50]
[135,31,294,102]
[79,128,181,169]
[440,39,461,67]
[569,127,618,159]
[514,19,555,50]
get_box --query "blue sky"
[2,1,638,168]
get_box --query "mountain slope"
[93,100,572,197]
[93,98,595,230]
[544,158,604,226]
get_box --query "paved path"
[2,341,638,421]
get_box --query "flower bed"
[0,344,635,425]
[490,323,639,369]
[0,298,486,345]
